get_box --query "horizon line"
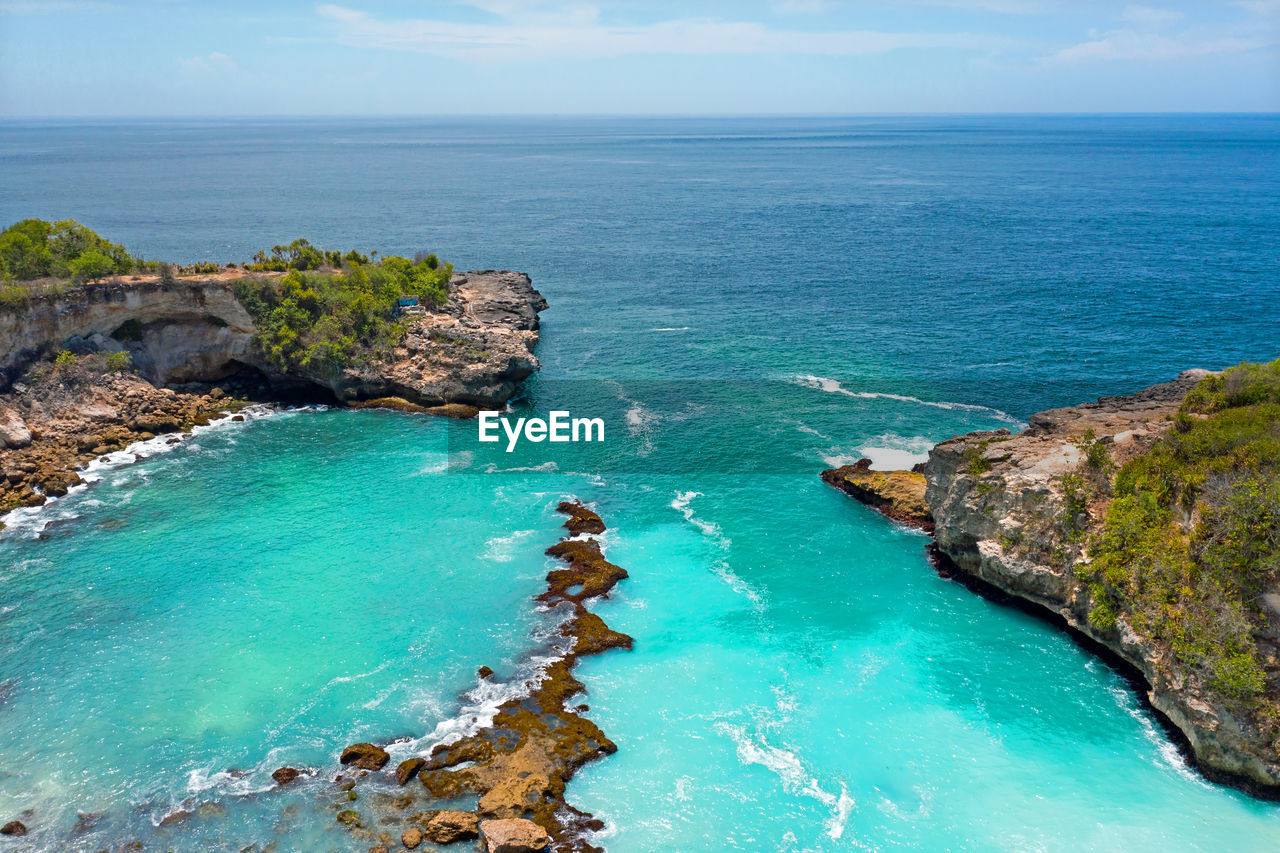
[2,111,1278,122]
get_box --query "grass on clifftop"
[233,247,452,371]
[1084,359,1280,703]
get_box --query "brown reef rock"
[558,500,606,536]
[480,817,550,853]
[340,743,391,771]
[410,502,631,852]
[394,757,426,786]
[409,810,480,844]
[820,458,933,531]
[270,766,300,786]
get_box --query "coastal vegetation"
[233,246,452,371]
[1083,359,1280,701]
[0,218,134,283]
[0,219,457,374]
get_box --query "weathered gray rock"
[0,407,30,448]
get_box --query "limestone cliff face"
[0,270,547,408]
[924,371,1280,793]
[0,277,258,386]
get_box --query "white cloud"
[1234,0,1280,14]
[180,51,236,73]
[315,3,1020,60]
[1048,31,1265,62]
[1121,5,1183,27]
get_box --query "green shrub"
[233,247,451,371]
[1086,358,1280,702]
[963,444,992,479]
[54,350,76,369]
[69,250,116,283]
[106,350,132,372]
[0,218,135,282]
[0,283,31,310]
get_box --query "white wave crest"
[714,722,855,840]
[790,374,1023,425]
[482,529,537,562]
[821,433,936,471]
[670,491,765,610]
[1106,685,1206,786]
[0,404,290,540]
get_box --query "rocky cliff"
[825,371,1280,796]
[0,269,547,408]
[0,268,547,516]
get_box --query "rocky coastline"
[0,269,546,519]
[822,371,1280,797]
[298,501,629,853]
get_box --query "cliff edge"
[824,368,1280,795]
[0,269,547,516]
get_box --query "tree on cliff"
[0,218,135,281]
[68,250,117,283]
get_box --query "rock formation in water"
[823,370,1280,796]
[820,458,932,531]
[0,369,242,515]
[326,502,629,853]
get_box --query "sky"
[0,0,1277,116]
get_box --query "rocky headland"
[0,268,546,517]
[822,368,1280,796]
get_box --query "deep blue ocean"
[0,116,1278,851]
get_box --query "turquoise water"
[1,117,1279,851]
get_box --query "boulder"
[477,665,494,679]
[340,742,390,770]
[395,757,425,786]
[479,818,549,853]
[336,809,361,828]
[401,827,424,849]
[0,820,26,836]
[271,766,300,786]
[415,810,479,844]
[0,408,31,449]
